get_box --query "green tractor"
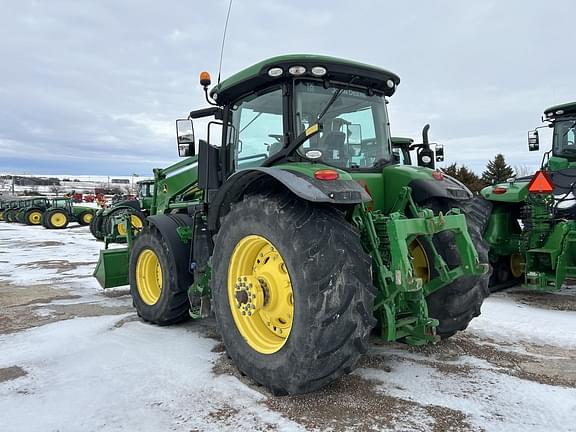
[90,159,201,243]
[2,199,23,223]
[0,198,16,222]
[90,179,154,241]
[391,127,445,168]
[13,197,51,225]
[482,102,576,291]
[41,198,95,229]
[94,54,490,395]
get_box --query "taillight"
[492,187,507,194]
[314,169,339,181]
[431,171,444,181]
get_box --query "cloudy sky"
[0,0,574,176]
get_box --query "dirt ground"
[1,224,575,431]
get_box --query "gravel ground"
[0,223,575,431]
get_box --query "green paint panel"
[480,181,529,202]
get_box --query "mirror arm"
[189,107,223,120]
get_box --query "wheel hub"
[233,275,265,317]
[227,235,294,354]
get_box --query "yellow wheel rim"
[136,249,163,305]
[117,214,143,236]
[228,235,294,354]
[50,212,67,228]
[28,211,43,225]
[409,239,430,283]
[510,253,524,279]
[83,213,93,224]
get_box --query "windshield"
[294,80,391,170]
[553,118,576,158]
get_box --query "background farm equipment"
[482,102,576,291]
[14,197,51,225]
[391,127,445,168]
[41,198,95,229]
[94,54,490,395]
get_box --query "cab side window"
[232,87,284,169]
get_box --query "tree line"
[441,154,515,193]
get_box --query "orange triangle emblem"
[528,170,554,194]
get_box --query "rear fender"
[207,167,371,231]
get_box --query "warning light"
[527,170,554,194]
[200,71,211,87]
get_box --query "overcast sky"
[0,0,574,176]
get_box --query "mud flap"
[93,247,129,288]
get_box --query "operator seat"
[319,131,347,167]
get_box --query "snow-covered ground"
[0,223,575,431]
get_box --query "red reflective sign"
[528,170,554,194]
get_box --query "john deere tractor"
[95,54,490,395]
[391,126,445,168]
[482,102,576,291]
[90,159,201,243]
[90,179,154,241]
[41,198,95,229]
[13,197,51,225]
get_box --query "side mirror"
[392,147,401,163]
[435,144,445,162]
[176,119,195,157]
[528,130,539,151]
[417,147,435,169]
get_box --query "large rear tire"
[419,197,491,339]
[212,192,375,395]
[129,226,191,325]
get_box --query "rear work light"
[314,169,339,181]
[528,170,554,194]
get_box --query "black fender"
[146,214,194,278]
[103,200,142,216]
[409,175,472,204]
[207,167,371,231]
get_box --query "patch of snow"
[0,316,302,432]
[469,296,576,348]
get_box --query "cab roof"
[544,101,576,119]
[211,54,401,104]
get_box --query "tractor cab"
[529,102,576,170]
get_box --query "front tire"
[129,226,191,325]
[212,192,375,395]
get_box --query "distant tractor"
[391,127,445,168]
[41,198,95,229]
[482,102,576,291]
[13,197,51,225]
[94,54,490,395]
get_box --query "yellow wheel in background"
[117,214,144,236]
[50,212,67,228]
[28,211,43,225]
[409,239,431,283]
[136,249,163,305]
[228,235,294,355]
[510,253,524,279]
[82,212,93,224]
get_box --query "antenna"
[217,0,233,85]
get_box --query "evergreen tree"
[441,164,486,193]
[482,154,515,184]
